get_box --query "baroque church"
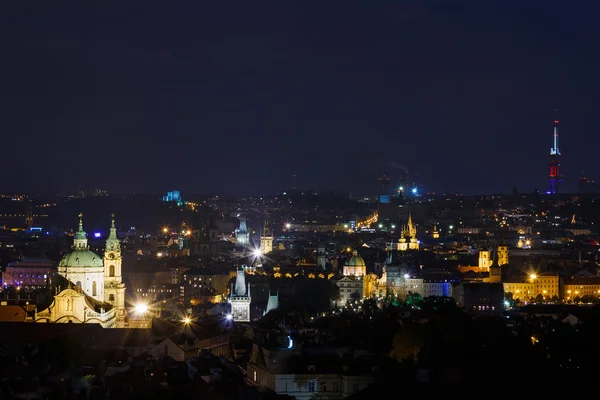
[36,214,127,328]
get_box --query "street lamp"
[134,303,148,314]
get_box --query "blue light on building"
[162,190,183,205]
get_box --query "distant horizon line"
[0,189,592,199]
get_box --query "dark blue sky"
[1,1,598,196]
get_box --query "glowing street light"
[530,274,537,280]
[134,303,148,314]
[183,317,191,324]
[285,223,291,229]
[252,248,263,257]
[162,227,168,234]
[225,314,233,321]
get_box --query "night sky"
[1,1,598,196]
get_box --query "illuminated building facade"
[2,259,54,291]
[564,277,600,300]
[478,250,491,271]
[497,245,509,266]
[229,269,251,322]
[36,214,127,328]
[337,276,363,305]
[503,273,560,301]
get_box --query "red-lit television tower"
[548,110,562,194]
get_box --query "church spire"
[75,213,86,239]
[73,213,88,250]
[407,212,416,238]
[105,213,119,251]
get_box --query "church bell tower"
[260,220,273,255]
[103,214,126,326]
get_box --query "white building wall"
[64,266,105,302]
[247,365,374,400]
[337,278,363,305]
[405,278,424,297]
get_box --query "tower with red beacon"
[548,111,562,194]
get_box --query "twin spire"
[73,213,118,249]
[402,212,416,239]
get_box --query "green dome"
[59,249,103,268]
[345,250,366,267]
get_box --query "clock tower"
[104,214,126,326]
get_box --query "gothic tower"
[260,220,273,255]
[236,218,250,247]
[103,214,127,325]
[478,250,491,271]
[229,268,251,322]
[317,246,326,270]
[407,213,419,250]
[497,245,509,266]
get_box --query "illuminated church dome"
[345,250,366,268]
[343,250,366,277]
[57,214,105,302]
[59,250,103,268]
[58,215,103,268]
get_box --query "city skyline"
[1,1,599,196]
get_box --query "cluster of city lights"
[133,305,232,325]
